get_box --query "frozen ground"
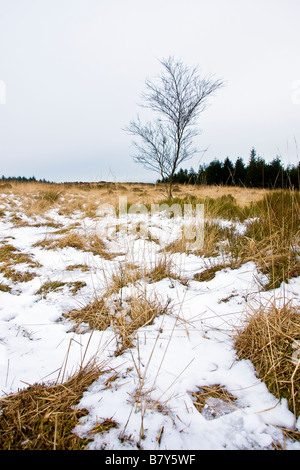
[0,191,299,450]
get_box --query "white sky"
[0,0,299,182]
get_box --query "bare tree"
[124,56,224,197]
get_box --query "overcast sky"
[0,0,299,182]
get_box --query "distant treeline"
[1,175,52,184]
[159,148,300,189]
[2,147,300,189]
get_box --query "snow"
[0,193,299,450]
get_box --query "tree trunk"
[168,175,173,199]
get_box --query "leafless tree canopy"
[125,56,224,196]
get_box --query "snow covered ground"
[0,191,299,450]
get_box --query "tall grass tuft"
[238,190,300,289]
[234,302,300,428]
[0,362,109,450]
[38,188,63,203]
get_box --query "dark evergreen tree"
[186,167,196,184]
[197,164,207,185]
[177,168,189,184]
[156,150,299,189]
[205,159,223,185]
[265,157,284,188]
[286,162,300,189]
[222,157,235,185]
[234,157,246,186]
[245,148,265,187]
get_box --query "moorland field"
[0,181,299,450]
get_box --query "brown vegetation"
[0,363,109,450]
[234,302,300,427]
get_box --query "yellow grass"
[4,181,268,211]
[234,302,300,426]
[0,181,299,448]
[0,362,109,450]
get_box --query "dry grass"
[68,281,87,294]
[0,362,109,450]
[66,259,180,350]
[2,268,36,284]
[102,255,187,297]
[89,418,118,436]
[236,228,300,289]
[165,220,233,258]
[65,289,172,355]
[234,302,300,426]
[57,233,86,250]
[57,233,116,260]
[165,190,300,290]
[0,242,40,284]
[65,263,146,334]
[66,264,90,272]
[34,232,114,260]
[36,280,86,298]
[234,191,300,289]
[113,292,172,355]
[147,256,179,283]
[18,186,65,218]
[144,254,188,287]
[6,181,267,214]
[0,243,34,265]
[106,263,143,295]
[156,193,253,221]
[82,234,114,259]
[193,261,237,282]
[65,297,112,332]
[36,281,66,297]
[1,183,299,448]
[0,282,11,292]
[2,184,299,291]
[189,384,238,418]
[37,188,63,203]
